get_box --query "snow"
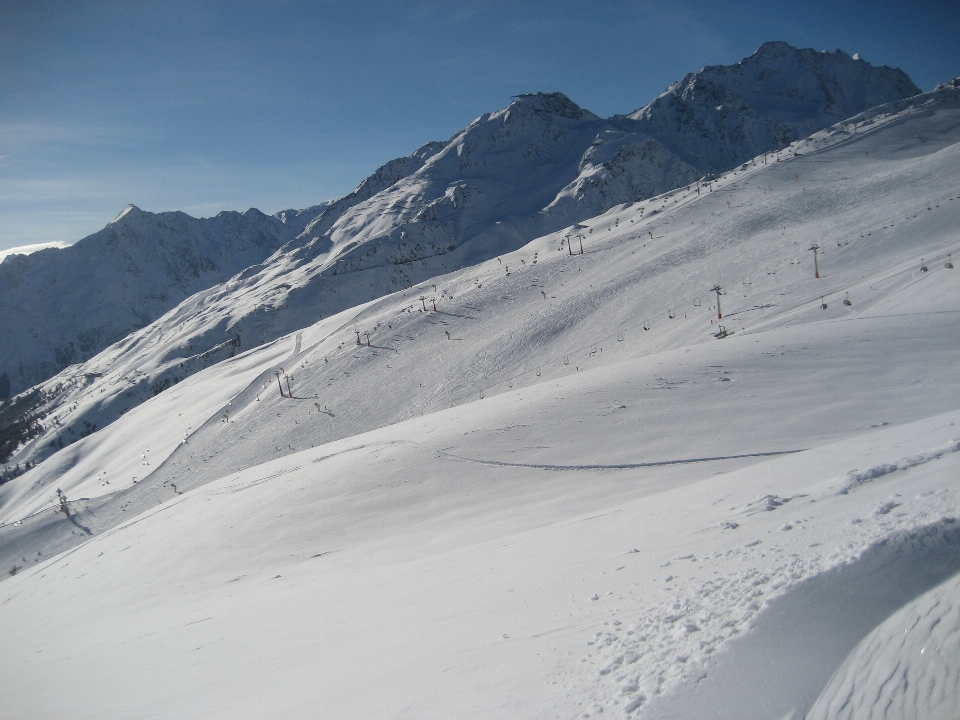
[1,73,960,719]
[0,204,307,395]
[807,569,960,720]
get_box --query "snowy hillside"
[0,203,330,397]
[0,42,921,467]
[1,78,959,719]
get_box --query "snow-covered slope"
[0,43,919,436]
[1,77,958,719]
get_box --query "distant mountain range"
[0,41,919,419]
[0,204,328,396]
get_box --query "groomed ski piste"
[2,83,959,719]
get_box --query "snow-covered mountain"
[0,42,920,461]
[551,42,920,219]
[1,77,958,719]
[0,204,331,397]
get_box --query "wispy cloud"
[0,122,143,148]
[0,241,71,262]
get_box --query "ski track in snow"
[838,438,960,494]
[434,448,807,472]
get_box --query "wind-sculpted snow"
[616,512,960,719]
[808,569,960,720]
[838,439,960,494]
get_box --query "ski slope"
[1,84,959,719]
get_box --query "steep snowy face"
[626,41,921,173]
[543,42,920,221]
[310,92,605,270]
[541,125,701,221]
[287,139,448,263]
[0,205,332,397]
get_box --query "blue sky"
[1,0,958,253]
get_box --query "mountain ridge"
[0,203,331,395]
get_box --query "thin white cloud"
[0,122,143,149]
[0,241,71,262]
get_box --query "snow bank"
[808,570,960,720]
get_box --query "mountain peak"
[626,42,919,168]
[751,39,850,60]
[1,42,928,403]
[110,204,144,225]
[754,39,799,56]
[508,92,594,120]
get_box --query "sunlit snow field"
[2,88,959,719]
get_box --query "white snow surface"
[2,81,960,719]
[807,570,960,720]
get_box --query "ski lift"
[820,297,828,310]
[693,297,702,307]
[843,292,852,307]
[714,325,733,339]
